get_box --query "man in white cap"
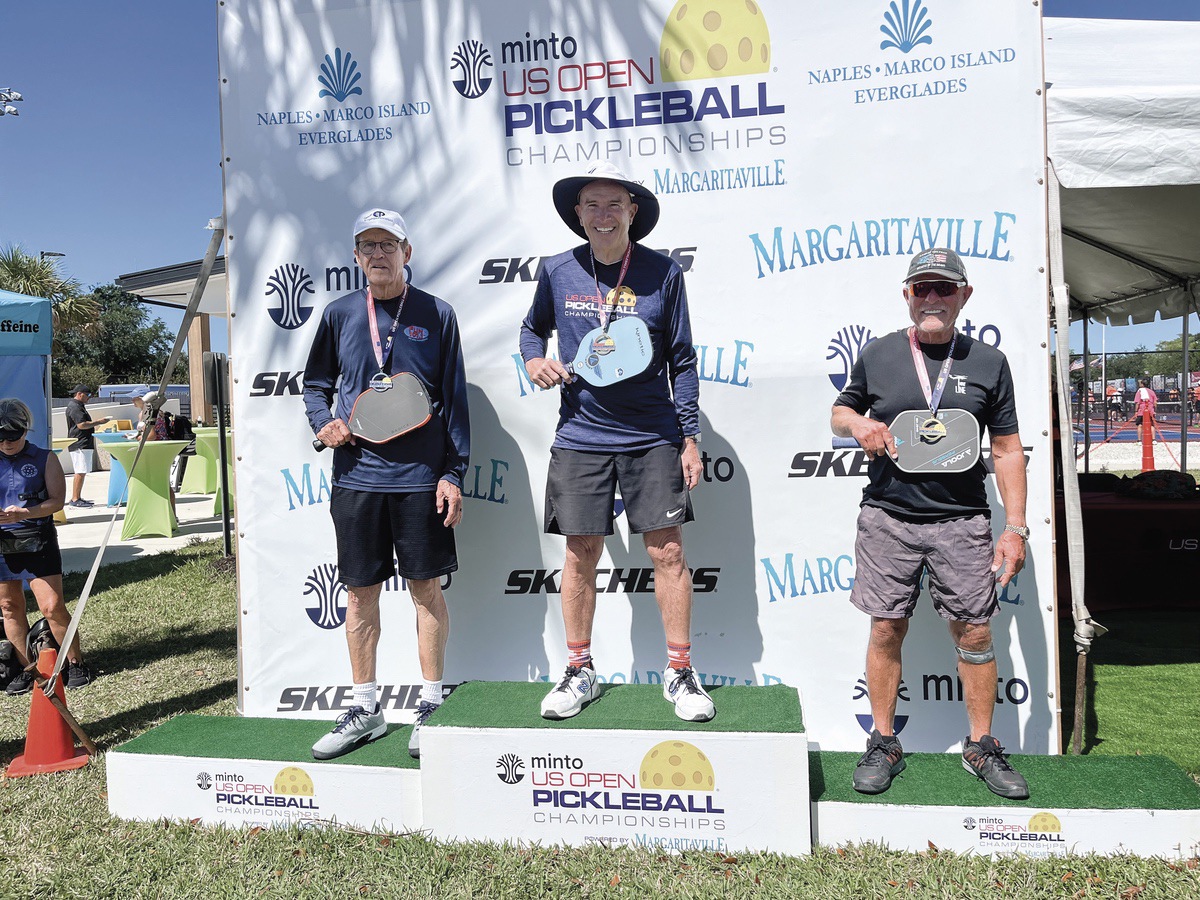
[304,208,470,760]
[519,162,711,722]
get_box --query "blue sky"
[1,1,1196,356]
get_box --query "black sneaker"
[66,661,93,688]
[853,729,906,794]
[5,670,34,696]
[962,734,1029,799]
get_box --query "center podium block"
[420,681,809,854]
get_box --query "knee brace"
[955,643,995,665]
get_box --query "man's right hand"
[317,418,355,448]
[851,418,898,461]
[525,357,573,389]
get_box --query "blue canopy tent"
[0,289,53,448]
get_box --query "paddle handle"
[312,438,327,452]
[832,437,859,449]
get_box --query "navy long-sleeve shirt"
[519,243,699,452]
[303,286,470,491]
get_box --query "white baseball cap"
[353,208,409,243]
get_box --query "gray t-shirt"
[834,329,1019,521]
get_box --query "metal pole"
[1082,319,1091,472]
[215,355,233,558]
[1182,286,1192,474]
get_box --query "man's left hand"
[682,439,702,490]
[436,480,463,528]
[992,531,1026,587]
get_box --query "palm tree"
[0,244,98,343]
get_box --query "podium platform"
[420,682,810,855]
[811,750,1200,858]
[107,716,421,831]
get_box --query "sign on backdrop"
[219,0,1054,752]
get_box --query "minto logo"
[640,740,714,791]
[496,752,525,785]
[880,0,933,54]
[266,263,315,330]
[660,1,771,82]
[826,325,876,392]
[451,39,494,98]
[852,676,909,735]
[304,564,348,630]
[318,48,363,102]
[196,772,212,791]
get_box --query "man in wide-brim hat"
[519,162,712,723]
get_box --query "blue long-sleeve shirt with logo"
[303,286,469,492]
[518,243,699,452]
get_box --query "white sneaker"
[664,666,715,722]
[540,664,600,719]
[312,704,386,760]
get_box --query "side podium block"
[108,715,421,831]
[812,751,1200,858]
[421,682,809,854]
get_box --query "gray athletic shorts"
[848,505,998,624]
[544,444,693,535]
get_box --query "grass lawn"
[0,541,1195,899]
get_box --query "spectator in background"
[0,398,92,693]
[63,385,110,509]
[1135,379,1157,442]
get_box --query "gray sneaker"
[408,700,440,759]
[962,734,1029,799]
[312,705,386,760]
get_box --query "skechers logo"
[479,248,696,284]
[506,567,719,595]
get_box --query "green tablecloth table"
[194,430,235,516]
[106,441,189,539]
[179,427,219,494]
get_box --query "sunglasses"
[908,280,966,298]
[0,430,23,443]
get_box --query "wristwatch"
[1003,524,1030,540]
[684,433,701,444]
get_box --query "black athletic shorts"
[329,486,457,587]
[544,444,694,536]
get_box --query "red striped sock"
[667,641,692,670]
[567,640,592,668]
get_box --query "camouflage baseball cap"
[905,247,967,282]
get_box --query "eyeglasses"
[356,240,401,256]
[908,280,966,298]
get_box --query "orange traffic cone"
[6,648,90,776]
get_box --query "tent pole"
[1048,162,1106,756]
[1082,319,1090,471]
[1182,284,1194,474]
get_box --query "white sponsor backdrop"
[219,0,1055,752]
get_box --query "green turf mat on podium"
[430,681,803,733]
[812,751,1200,809]
[115,714,420,770]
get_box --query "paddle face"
[313,372,432,452]
[348,372,432,442]
[567,317,652,386]
[888,408,981,474]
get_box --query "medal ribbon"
[366,285,409,373]
[589,242,633,332]
[907,326,958,418]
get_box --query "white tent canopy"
[1044,17,1200,325]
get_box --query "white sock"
[353,682,378,712]
[421,679,443,706]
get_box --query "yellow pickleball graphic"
[274,766,315,796]
[639,740,715,791]
[660,1,772,82]
[1027,812,1061,832]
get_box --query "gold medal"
[918,416,947,443]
